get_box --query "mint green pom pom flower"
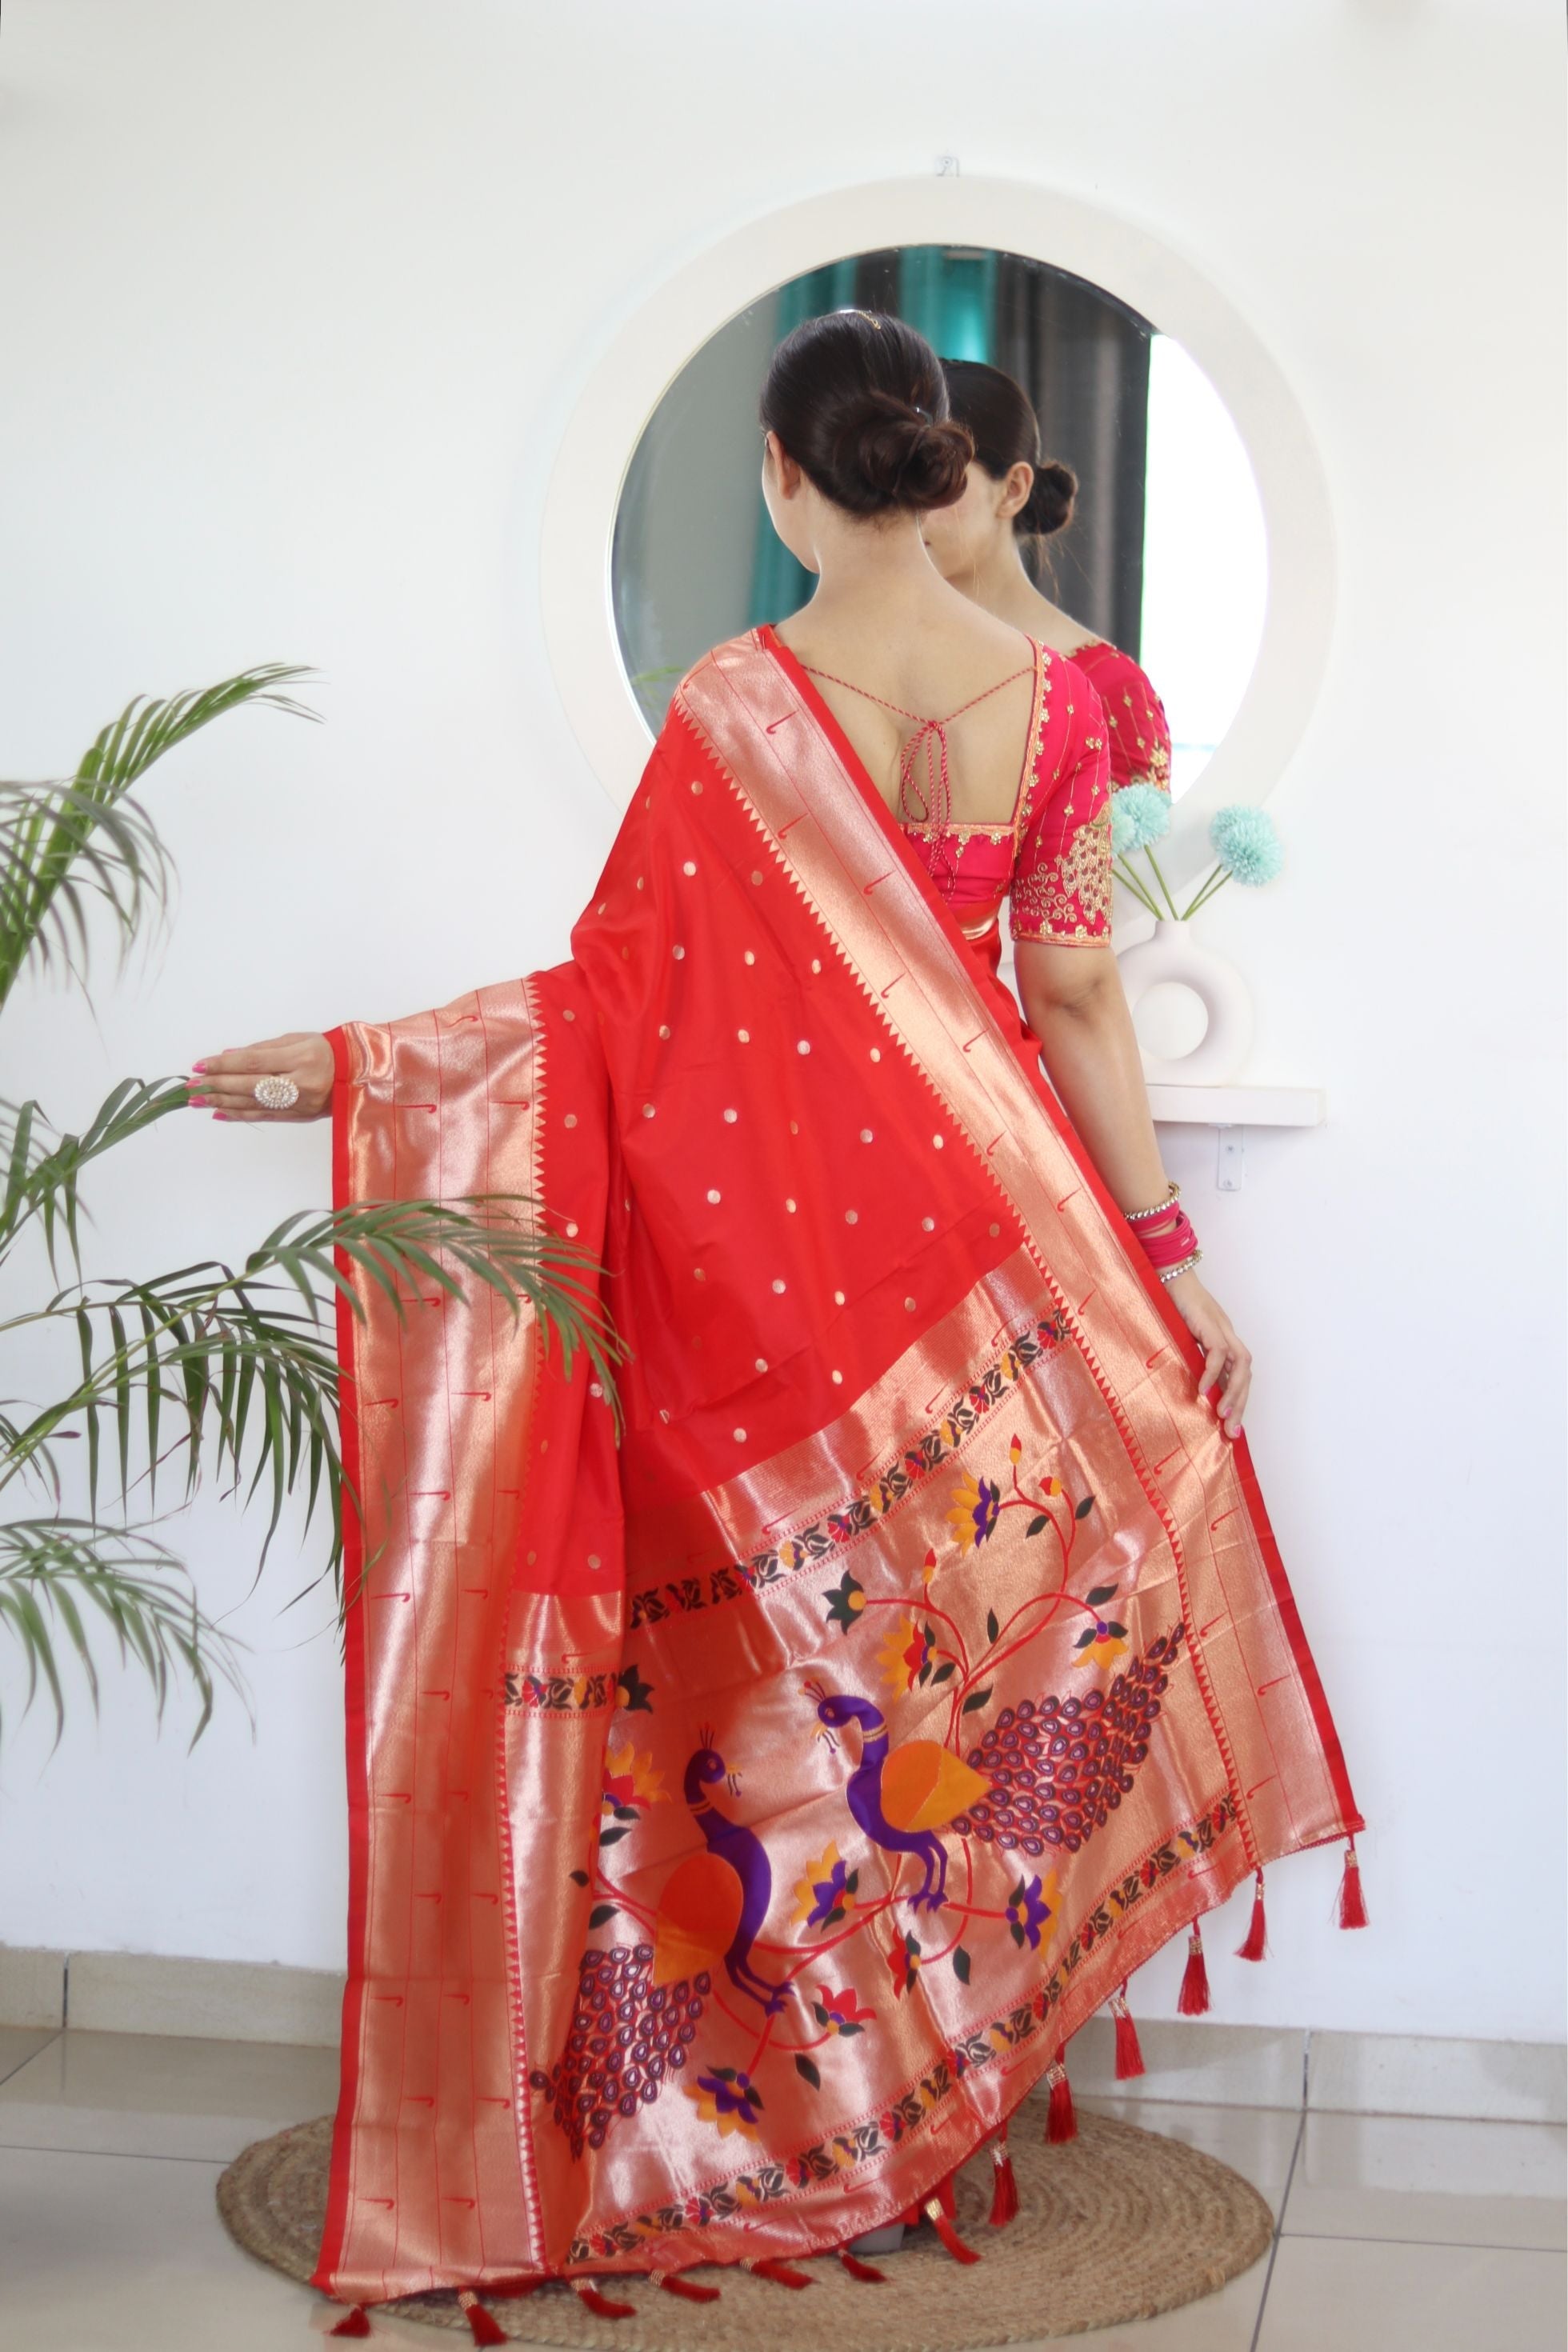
[1209,804,1283,887]
[1110,782,1172,858]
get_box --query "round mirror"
[611,247,1266,799]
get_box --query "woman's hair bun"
[1020,458,1078,538]
[834,393,973,515]
[940,359,1077,538]
[761,310,973,518]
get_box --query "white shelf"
[1146,1082,1326,1127]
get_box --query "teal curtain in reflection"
[746,249,998,630]
[897,246,997,365]
[746,261,858,629]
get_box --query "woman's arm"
[1014,940,1251,1433]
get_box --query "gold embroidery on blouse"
[1010,803,1113,946]
[1010,642,1052,854]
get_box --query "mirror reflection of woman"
[924,358,1172,797]
[184,312,1361,2323]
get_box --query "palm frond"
[0,664,316,1011]
[0,1518,250,1749]
[0,1079,190,1274]
[2,1195,623,1591]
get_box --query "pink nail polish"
[214,1112,229,1121]
[189,1094,208,1109]
[192,1060,208,1073]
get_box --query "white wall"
[0,0,1562,2044]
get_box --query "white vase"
[1116,918,1254,1086]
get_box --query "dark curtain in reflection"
[992,261,1152,658]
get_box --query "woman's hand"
[189,1032,335,1122]
[1165,1268,1251,1436]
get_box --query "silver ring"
[253,1074,300,1112]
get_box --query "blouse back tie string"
[802,660,1033,897]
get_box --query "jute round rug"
[217,2104,1272,2346]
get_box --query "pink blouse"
[901,642,1114,972]
[1070,639,1172,792]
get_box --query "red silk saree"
[314,627,1359,2307]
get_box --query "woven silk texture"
[315,628,1359,2303]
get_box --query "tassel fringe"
[570,2281,637,2320]
[1045,2046,1077,2144]
[1236,1870,1268,1962]
[838,2248,888,2282]
[656,2271,721,2303]
[330,2311,373,2340]
[1111,1983,1146,2080]
[988,2127,1019,2226]
[1338,1838,1369,1929]
[923,2197,982,2264]
[457,2290,507,2346]
[744,2258,814,2290]
[1177,1922,1211,2015]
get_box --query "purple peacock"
[646,1727,788,2014]
[809,1625,1186,1904]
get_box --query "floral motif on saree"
[313,628,1359,2305]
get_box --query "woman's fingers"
[1222,1346,1252,1433]
[1199,1334,1228,1398]
[190,1032,334,1122]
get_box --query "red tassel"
[330,2311,372,2340]
[1045,2046,1077,2143]
[1236,1870,1268,1962]
[838,2248,887,2282]
[1177,1922,1211,2015]
[457,2290,507,2346]
[745,2258,814,2290]
[923,2198,982,2263]
[1112,1983,1146,2080]
[1338,1838,1369,1929]
[656,2271,721,2302]
[933,2169,957,2218]
[988,2129,1019,2226]
[570,2281,637,2320]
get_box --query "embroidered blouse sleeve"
[1009,666,1114,948]
[1087,643,1172,792]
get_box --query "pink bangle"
[1134,1205,1200,1271]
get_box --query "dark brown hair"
[941,358,1077,537]
[760,310,972,516]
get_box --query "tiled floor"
[0,2029,1562,2350]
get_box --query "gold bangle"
[1158,1250,1202,1285]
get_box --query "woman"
[191,314,1359,2326]
[924,358,1173,795]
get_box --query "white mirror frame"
[539,174,1334,864]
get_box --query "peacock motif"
[649,1731,788,2014]
[811,1687,991,1910]
[528,1942,708,2161]
[950,1624,1186,1856]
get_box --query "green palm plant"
[0,666,621,1746]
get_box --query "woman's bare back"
[774,575,1041,828]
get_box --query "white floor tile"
[0,2143,326,2351]
[0,2024,58,2087]
[1256,2235,1566,2350]
[0,2027,339,2161]
[1081,2094,1302,2210]
[1285,2110,1566,2250]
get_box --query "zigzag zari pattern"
[626,1310,1073,1635]
[565,1786,1237,2263]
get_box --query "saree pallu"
[314,629,1360,2305]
